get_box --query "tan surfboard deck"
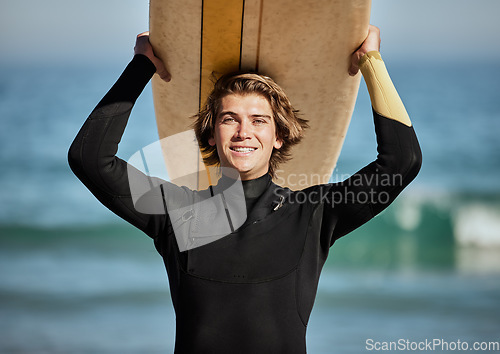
[149,0,371,190]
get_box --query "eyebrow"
[218,111,272,120]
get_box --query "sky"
[1,0,500,65]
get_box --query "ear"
[274,138,283,150]
[208,137,216,146]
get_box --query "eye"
[253,118,267,125]
[221,116,236,123]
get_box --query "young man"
[69,26,421,353]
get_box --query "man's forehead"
[219,93,272,112]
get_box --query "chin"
[228,161,252,173]
[234,167,253,176]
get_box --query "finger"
[137,31,150,38]
[135,32,151,48]
[134,32,153,55]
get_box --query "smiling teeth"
[232,147,256,152]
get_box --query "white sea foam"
[453,203,500,247]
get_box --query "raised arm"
[326,26,422,242]
[68,33,171,238]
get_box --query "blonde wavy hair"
[193,72,309,178]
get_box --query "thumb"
[157,67,172,82]
[150,54,171,82]
[153,58,171,82]
[349,51,364,76]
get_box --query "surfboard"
[149,0,371,190]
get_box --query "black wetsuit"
[68,54,422,353]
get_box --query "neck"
[219,168,269,182]
[240,170,268,181]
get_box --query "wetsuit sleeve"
[68,55,168,239]
[325,52,422,243]
[359,51,412,126]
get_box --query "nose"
[236,119,251,140]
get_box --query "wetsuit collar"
[211,171,289,228]
[241,173,272,199]
[242,177,290,227]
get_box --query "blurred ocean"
[1,59,499,353]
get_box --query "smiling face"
[208,93,283,180]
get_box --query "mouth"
[229,146,257,155]
[230,146,257,152]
